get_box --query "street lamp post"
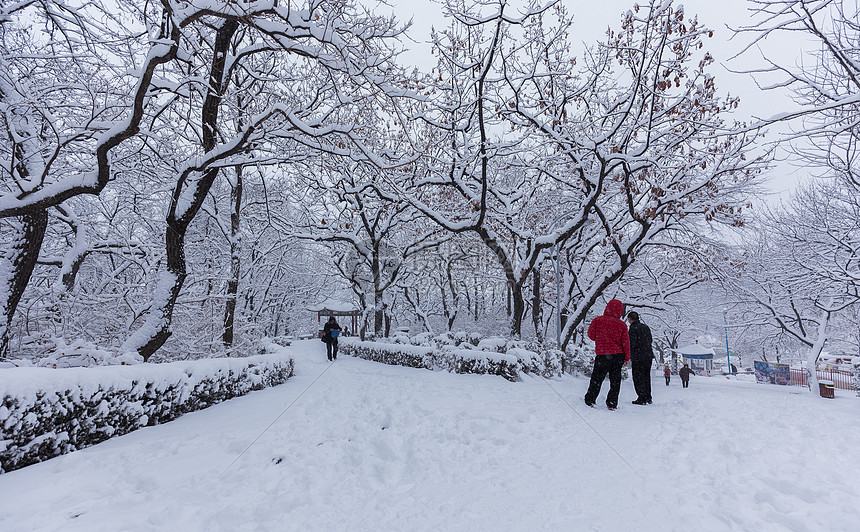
[724,312,731,374]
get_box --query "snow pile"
[0,352,294,473]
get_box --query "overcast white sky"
[378,0,816,198]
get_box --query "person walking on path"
[584,299,630,410]
[627,311,654,405]
[322,316,342,361]
[679,363,694,388]
[663,364,671,386]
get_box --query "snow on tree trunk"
[121,270,181,361]
[0,211,48,357]
[223,166,243,349]
[805,311,831,393]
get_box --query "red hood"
[603,299,624,319]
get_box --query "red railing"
[788,368,854,390]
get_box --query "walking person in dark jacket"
[322,316,342,361]
[584,299,630,410]
[627,311,654,405]
[679,363,694,388]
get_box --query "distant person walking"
[679,363,694,388]
[322,316,342,361]
[627,311,654,405]
[584,299,630,410]
[663,364,671,386]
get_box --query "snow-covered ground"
[2,340,859,531]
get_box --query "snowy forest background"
[1,0,858,374]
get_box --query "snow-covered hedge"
[340,339,539,382]
[0,353,294,474]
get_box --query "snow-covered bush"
[340,338,555,381]
[854,364,860,397]
[563,345,594,377]
[445,348,518,381]
[36,339,142,368]
[410,332,436,346]
[454,331,482,346]
[506,347,564,378]
[477,337,508,353]
[339,339,435,370]
[0,353,294,473]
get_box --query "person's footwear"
[607,405,617,411]
[646,400,653,404]
[584,400,595,408]
[632,399,647,405]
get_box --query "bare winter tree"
[719,180,860,390]
[285,158,444,339]
[738,0,859,186]
[0,0,181,356]
[120,1,417,359]
[393,0,765,343]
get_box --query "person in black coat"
[627,311,654,405]
[679,363,694,388]
[322,316,342,361]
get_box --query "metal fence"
[789,368,854,390]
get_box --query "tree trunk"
[806,310,831,393]
[372,250,384,338]
[124,19,238,360]
[0,211,48,357]
[532,268,542,343]
[510,281,525,339]
[222,165,243,348]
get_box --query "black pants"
[681,378,689,388]
[665,375,670,385]
[631,358,653,402]
[584,353,625,408]
[326,339,338,360]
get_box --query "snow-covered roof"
[673,344,716,356]
[307,298,359,313]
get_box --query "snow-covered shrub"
[445,349,518,382]
[564,345,594,376]
[506,347,564,378]
[258,336,293,354]
[451,330,481,346]
[431,333,457,347]
[854,364,860,397]
[0,353,294,473]
[390,334,411,345]
[36,339,142,368]
[410,332,436,347]
[339,339,435,369]
[477,337,508,352]
[340,339,520,382]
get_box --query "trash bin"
[819,380,835,399]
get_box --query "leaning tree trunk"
[123,19,239,361]
[0,211,48,357]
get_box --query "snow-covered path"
[2,340,859,531]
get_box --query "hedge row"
[338,339,566,381]
[0,353,294,474]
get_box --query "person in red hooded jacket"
[584,299,630,410]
